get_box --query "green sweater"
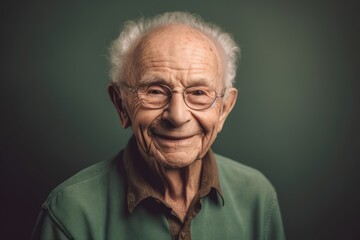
[32,150,285,240]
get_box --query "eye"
[144,85,169,95]
[191,89,206,96]
[148,89,162,94]
[187,87,212,97]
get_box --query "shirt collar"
[122,136,224,213]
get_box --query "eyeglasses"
[123,83,225,110]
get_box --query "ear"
[108,84,131,129]
[217,87,238,132]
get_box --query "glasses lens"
[138,84,170,109]
[184,87,217,110]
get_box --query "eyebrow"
[187,78,215,87]
[139,76,167,85]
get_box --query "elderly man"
[32,12,285,240]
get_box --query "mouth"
[151,131,195,141]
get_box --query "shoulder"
[46,159,115,201]
[214,153,276,197]
[33,154,126,239]
[213,154,285,239]
[43,153,125,218]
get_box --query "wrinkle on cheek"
[130,98,158,158]
[129,98,143,119]
[201,127,218,152]
[140,125,151,151]
[193,109,221,157]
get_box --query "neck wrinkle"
[162,159,202,204]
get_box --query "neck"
[160,159,203,221]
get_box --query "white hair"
[109,11,240,90]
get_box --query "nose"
[161,92,191,127]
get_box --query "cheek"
[191,110,221,157]
[127,97,142,119]
[130,105,161,133]
[126,98,142,133]
[194,109,221,136]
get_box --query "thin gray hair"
[109,11,240,90]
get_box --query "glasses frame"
[122,83,225,110]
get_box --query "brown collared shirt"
[123,136,224,240]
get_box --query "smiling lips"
[152,131,196,141]
[154,133,194,140]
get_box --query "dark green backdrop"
[1,1,359,239]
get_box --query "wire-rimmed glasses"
[123,83,224,110]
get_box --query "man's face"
[114,25,237,168]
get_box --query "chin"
[153,152,201,169]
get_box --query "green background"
[1,0,359,239]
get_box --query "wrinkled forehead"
[127,24,223,86]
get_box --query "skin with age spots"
[109,24,237,221]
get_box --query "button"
[127,193,135,202]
